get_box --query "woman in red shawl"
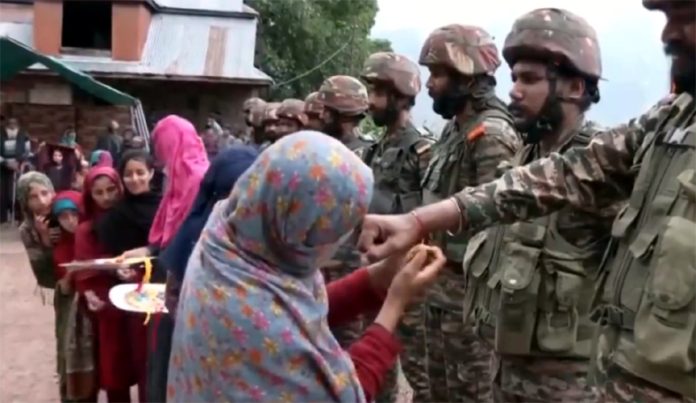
[73,166,147,402]
[120,115,209,402]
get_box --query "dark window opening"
[61,1,112,51]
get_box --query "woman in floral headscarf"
[167,131,445,402]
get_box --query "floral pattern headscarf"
[167,131,374,402]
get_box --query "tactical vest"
[591,93,696,398]
[421,106,514,262]
[364,125,427,214]
[345,130,374,161]
[463,125,607,360]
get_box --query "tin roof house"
[0,0,271,143]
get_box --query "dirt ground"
[0,226,137,403]
[0,225,59,402]
[0,225,412,402]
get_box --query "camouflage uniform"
[317,75,373,348]
[361,52,433,402]
[461,9,617,402]
[453,43,696,403]
[419,24,522,402]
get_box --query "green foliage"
[246,0,392,100]
[359,115,385,140]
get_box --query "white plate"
[109,283,169,314]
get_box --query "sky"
[371,0,670,132]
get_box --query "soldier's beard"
[666,41,696,95]
[370,102,400,127]
[510,98,564,144]
[322,119,343,139]
[431,88,469,119]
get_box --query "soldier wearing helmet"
[243,97,267,147]
[360,51,434,400]
[315,75,374,351]
[358,1,695,402]
[317,75,374,159]
[461,8,621,403]
[414,24,521,402]
[304,92,324,131]
[276,99,308,138]
[259,102,280,151]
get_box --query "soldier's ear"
[566,76,586,102]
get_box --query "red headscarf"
[148,115,209,247]
[74,167,122,265]
[52,190,83,279]
[81,166,122,220]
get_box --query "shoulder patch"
[466,124,486,142]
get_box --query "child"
[51,191,96,401]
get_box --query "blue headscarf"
[161,145,259,282]
[167,131,373,402]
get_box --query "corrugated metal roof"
[0,21,32,44]
[151,0,251,14]
[0,14,270,84]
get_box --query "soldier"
[317,75,374,159]
[259,102,281,151]
[304,92,324,131]
[358,0,696,401]
[276,98,308,138]
[243,97,266,146]
[462,8,621,402]
[360,51,433,401]
[315,76,374,348]
[417,24,521,401]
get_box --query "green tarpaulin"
[0,36,136,105]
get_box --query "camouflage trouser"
[490,353,597,402]
[396,303,430,402]
[322,264,363,347]
[597,365,696,403]
[419,263,492,402]
[424,306,492,402]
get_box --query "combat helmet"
[361,52,421,97]
[317,75,369,116]
[247,101,268,128]
[243,97,266,114]
[419,24,501,76]
[262,102,281,124]
[276,99,308,127]
[304,92,324,115]
[503,8,602,79]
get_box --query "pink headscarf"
[148,115,209,246]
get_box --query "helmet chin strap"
[525,67,567,144]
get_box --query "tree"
[246,0,392,100]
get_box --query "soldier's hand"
[358,213,423,263]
